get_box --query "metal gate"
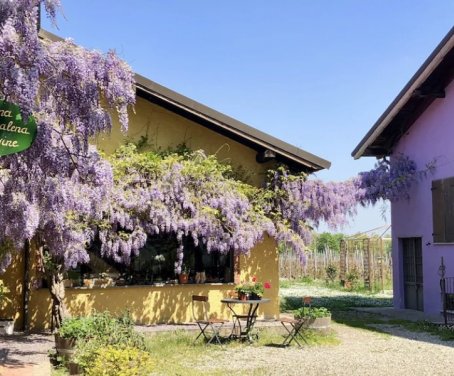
[402,237,423,311]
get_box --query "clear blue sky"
[42,1,454,235]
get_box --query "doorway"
[402,237,423,311]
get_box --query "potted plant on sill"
[178,264,190,284]
[0,279,14,335]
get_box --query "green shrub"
[85,345,154,376]
[65,311,147,371]
[294,306,331,319]
[325,264,337,283]
[346,268,360,288]
[57,316,95,339]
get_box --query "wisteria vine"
[0,0,135,272]
[0,0,434,280]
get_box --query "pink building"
[353,27,454,314]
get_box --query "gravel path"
[1,320,454,375]
[193,322,454,376]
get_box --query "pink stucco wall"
[392,79,454,313]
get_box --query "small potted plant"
[178,264,189,284]
[235,282,252,300]
[235,276,271,300]
[249,276,271,300]
[294,306,331,330]
[0,279,14,335]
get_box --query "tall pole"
[22,240,31,332]
[37,3,41,32]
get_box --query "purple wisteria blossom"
[0,0,135,275]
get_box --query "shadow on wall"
[1,252,25,330]
[26,235,280,331]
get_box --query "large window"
[432,178,454,243]
[63,234,234,287]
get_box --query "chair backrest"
[192,295,209,321]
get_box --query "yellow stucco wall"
[0,253,23,326]
[96,97,274,186]
[24,235,279,331]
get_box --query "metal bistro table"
[221,298,270,342]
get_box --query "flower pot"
[238,292,249,301]
[250,293,261,300]
[179,273,188,284]
[68,361,83,376]
[55,334,76,357]
[297,315,331,331]
[0,319,14,335]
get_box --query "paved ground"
[0,334,53,376]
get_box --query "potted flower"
[235,276,271,300]
[178,264,190,284]
[0,279,14,335]
[250,276,271,300]
[294,306,331,330]
[235,282,252,300]
[153,254,166,283]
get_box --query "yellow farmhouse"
[2,31,330,332]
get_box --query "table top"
[221,298,270,304]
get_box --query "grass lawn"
[280,278,393,311]
[144,327,338,375]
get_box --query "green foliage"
[346,268,360,287]
[313,232,345,253]
[325,264,337,283]
[235,278,269,297]
[57,316,94,340]
[85,345,155,376]
[294,306,331,319]
[61,311,147,371]
[279,280,393,312]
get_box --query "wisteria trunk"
[47,269,67,331]
[37,242,68,331]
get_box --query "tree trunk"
[37,242,68,332]
[48,269,67,331]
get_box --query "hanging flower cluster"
[102,145,275,273]
[264,153,434,249]
[0,0,135,271]
[357,153,434,204]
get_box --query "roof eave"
[135,74,331,172]
[352,27,454,159]
[39,29,331,171]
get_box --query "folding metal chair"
[192,295,229,345]
[280,296,312,348]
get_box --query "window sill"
[432,243,454,246]
[42,282,236,290]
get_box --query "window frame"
[432,177,454,243]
